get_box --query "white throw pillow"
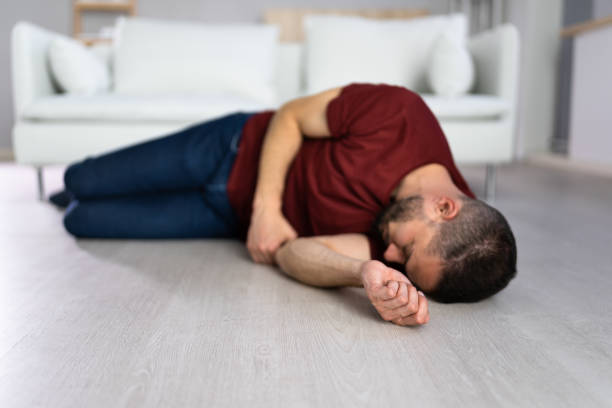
[427,31,474,97]
[113,17,279,104]
[48,36,111,95]
[304,13,467,94]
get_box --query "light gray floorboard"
[0,162,611,407]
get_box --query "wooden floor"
[1,162,611,407]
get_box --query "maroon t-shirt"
[226,83,475,261]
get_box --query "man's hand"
[360,260,430,327]
[246,206,298,265]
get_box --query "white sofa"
[11,17,519,200]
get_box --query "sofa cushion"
[421,94,510,120]
[113,17,279,105]
[304,14,467,95]
[48,36,111,95]
[21,93,508,122]
[427,31,474,97]
[21,93,273,122]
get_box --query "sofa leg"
[36,166,45,201]
[485,164,496,203]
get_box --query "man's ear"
[434,196,460,221]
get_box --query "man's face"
[377,196,443,292]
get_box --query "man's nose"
[383,244,402,263]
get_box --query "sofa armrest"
[11,21,60,121]
[469,24,520,103]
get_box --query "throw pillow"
[427,31,474,97]
[48,36,111,95]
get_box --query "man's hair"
[426,197,517,303]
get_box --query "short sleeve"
[325,83,419,139]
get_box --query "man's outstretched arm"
[274,234,430,326]
[274,233,368,287]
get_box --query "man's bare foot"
[359,260,429,326]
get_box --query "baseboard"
[527,152,612,178]
[0,148,14,162]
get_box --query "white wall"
[506,0,563,158]
[593,0,612,18]
[568,25,612,165]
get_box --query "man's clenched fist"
[246,206,298,265]
[360,260,429,327]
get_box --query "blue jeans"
[63,112,256,239]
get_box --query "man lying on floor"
[50,83,517,327]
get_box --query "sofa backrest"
[86,39,303,106]
[85,14,470,104]
[12,18,519,113]
[275,43,303,103]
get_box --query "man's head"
[375,193,517,303]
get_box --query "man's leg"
[63,189,236,238]
[63,112,254,200]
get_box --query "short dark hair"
[426,197,517,303]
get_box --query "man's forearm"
[253,107,302,211]
[274,238,365,288]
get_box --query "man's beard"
[374,195,424,237]
[370,195,425,275]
